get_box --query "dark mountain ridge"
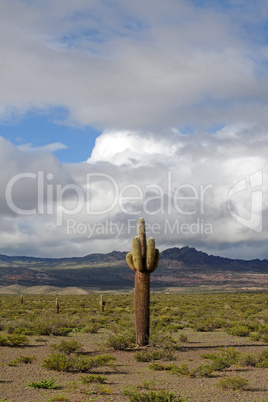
[161,247,266,271]
[0,247,267,290]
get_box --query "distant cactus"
[55,298,59,314]
[100,294,105,312]
[20,294,24,305]
[126,218,160,346]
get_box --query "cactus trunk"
[126,218,159,346]
[135,270,150,345]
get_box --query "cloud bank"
[0,0,268,130]
[1,127,268,259]
[1,1,268,259]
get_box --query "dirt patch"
[0,330,267,402]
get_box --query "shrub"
[139,380,156,390]
[148,362,166,371]
[50,327,72,337]
[194,319,220,332]
[134,349,175,362]
[217,376,249,390]
[249,332,261,342]
[122,387,186,401]
[46,393,70,401]
[74,354,115,372]
[170,362,194,377]
[79,374,107,384]
[194,364,214,378]
[179,334,188,343]
[239,353,258,367]
[0,335,8,346]
[82,324,101,333]
[42,353,72,372]
[28,378,58,389]
[262,335,268,343]
[149,362,194,377]
[149,333,179,351]
[202,348,241,371]
[0,334,29,347]
[227,325,251,337]
[256,348,268,368]
[42,352,115,373]
[50,340,82,355]
[8,355,35,366]
[106,331,135,350]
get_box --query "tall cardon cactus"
[126,218,160,346]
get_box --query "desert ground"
[0,292,267,401]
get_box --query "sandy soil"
[0,330,267,402]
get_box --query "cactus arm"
[132,236,144,272]
[146,237,156,272]
[138,217,146,260]
[148,248,160,273]
[126,252,136,271]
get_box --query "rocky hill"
[0,247,267,292]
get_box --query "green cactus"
[126,217,160,346]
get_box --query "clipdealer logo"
[5,171,213,226]
[66,217,213,238]
[5,169,263,235]
[227,170,263,232]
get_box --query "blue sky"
[1,0,268,259]
[0,109,100,163]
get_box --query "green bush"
[82,324,101,333]
[42,352,115,373]
[149,362,194,377]
[134,349,175,362]
[42,353,72,372]
[256,348,268,368]
[8,355,35,366]
[149,333,179,351]
[194,319,220,332]
[249,332,261,342]
[122,387,186,401]
[169,362,193,377]
[194,364,214,378]
[28,378,58,389]
[202,348,241,371]
[217,376,249,390]
[262,335,268,343]
[0,334,29,347]
[179,334,188,343]
[74,354,115,372]
[239,353,258,367]
[106,331,135,350]
[79,374,107,384]
[148,362,166,371]
[227,325,251,337]
[50,340,82,355]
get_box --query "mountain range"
[0,246,267,292]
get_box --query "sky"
[1,0,268,259]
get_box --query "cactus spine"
[126,218,160,346]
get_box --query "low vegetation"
[0,292,267,400]
[28,378,58,389]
